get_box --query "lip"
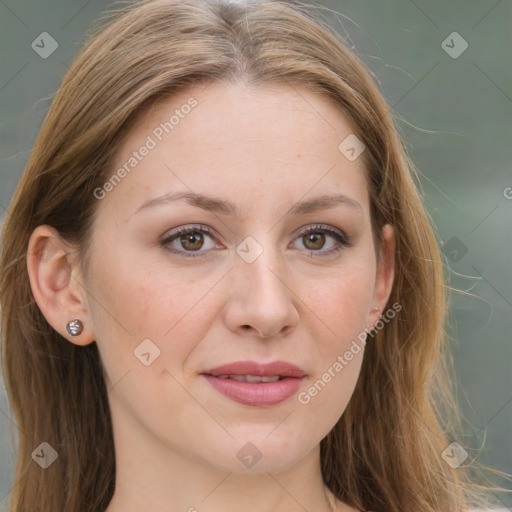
[203,360,306,378]
[201,360,306,407]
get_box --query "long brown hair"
[0,1,508,511]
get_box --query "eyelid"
[162,223,217,240]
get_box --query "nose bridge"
[225,233,299,337]
[236,234,285,295]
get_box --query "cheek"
[85,241,217,378]
[301,255,376,346]
[294,268,372,431]
[294,254,375,408]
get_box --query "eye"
[292,224,353,256]
[160,223,353,259]
[160,224,219,258]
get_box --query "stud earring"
[66,319,83,336]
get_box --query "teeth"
[217,374,281,383]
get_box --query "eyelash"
[160,223,353,259]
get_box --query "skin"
[27,81,394,512]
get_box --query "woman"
[0,1,508,511]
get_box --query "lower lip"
[203,375,303,407]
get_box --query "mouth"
[201,361,306,407]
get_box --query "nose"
[222,246,300,339]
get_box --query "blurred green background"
[0,0,511,508]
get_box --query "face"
[80,81,394,474]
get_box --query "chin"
[203,427,315,474]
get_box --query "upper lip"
[202,360,306,378]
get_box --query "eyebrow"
[135,191,363,217]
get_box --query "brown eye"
[293,224,352,256]
[161,224,218,258]
[302,232,326,250]
[179,231,204,251]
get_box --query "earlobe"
[26,225,95,346]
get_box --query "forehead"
[101,80,370,219]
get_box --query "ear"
[26,225,95,346]
[368,223,395,329]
